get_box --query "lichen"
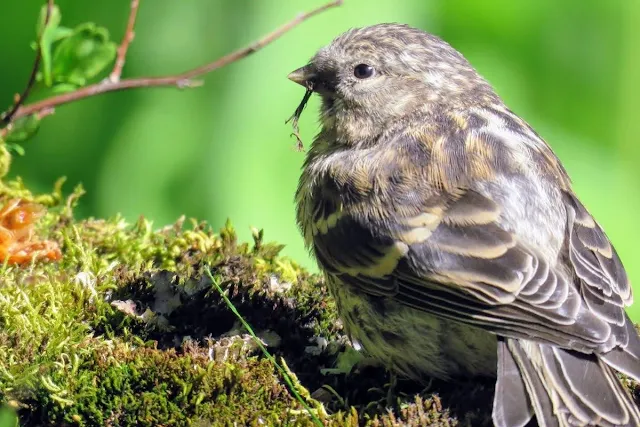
[0,178,637,427]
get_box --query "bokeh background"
[2,1,639,318]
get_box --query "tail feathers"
[493,338,640,427]
[540,345,637,426]
[493,338,552,427]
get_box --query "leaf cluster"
[1,5,117,153]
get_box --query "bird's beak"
[287,65,315,87]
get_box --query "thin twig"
[109,0,140,82]
[0,0,55,125]
[7,0,343,125]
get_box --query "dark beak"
[287,65,315,87]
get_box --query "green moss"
[32,343,304,426]
[0,178,635,427]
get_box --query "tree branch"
[109,0,140,82]
[3,0,342,130]
[0,0,55,125]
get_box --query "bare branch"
[109,0,140,82]
[5,0,343,126]
[0,0,56,125]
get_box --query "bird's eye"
[353,64,375,79]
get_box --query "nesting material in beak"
[286,66,315,151]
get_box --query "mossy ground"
[0,178,637,427]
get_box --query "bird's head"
[288,23,497,144]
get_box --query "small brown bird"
[288,23,640,426]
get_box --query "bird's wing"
[396,187,633,351]
[312,129,637,358]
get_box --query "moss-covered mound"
[0,179,636,427]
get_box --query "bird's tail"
[492,337,640,427]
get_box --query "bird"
[287,23,640,427]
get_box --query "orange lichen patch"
[0,198,61,265]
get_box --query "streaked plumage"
[289,23,640,426]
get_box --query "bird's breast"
[326,274,498,381]
[297,145,398,245]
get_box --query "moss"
[0,178,636,427]
[29,342,304,426]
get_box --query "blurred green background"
[1,1,639,318]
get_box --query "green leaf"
[5,143,26,157]
[35,27,74,86]
[51,26,74,43]
[37,4,63,87]
[36,4,60,37]
[51,22,117,87]
[50,83,80,94]
[4,114,42,143]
